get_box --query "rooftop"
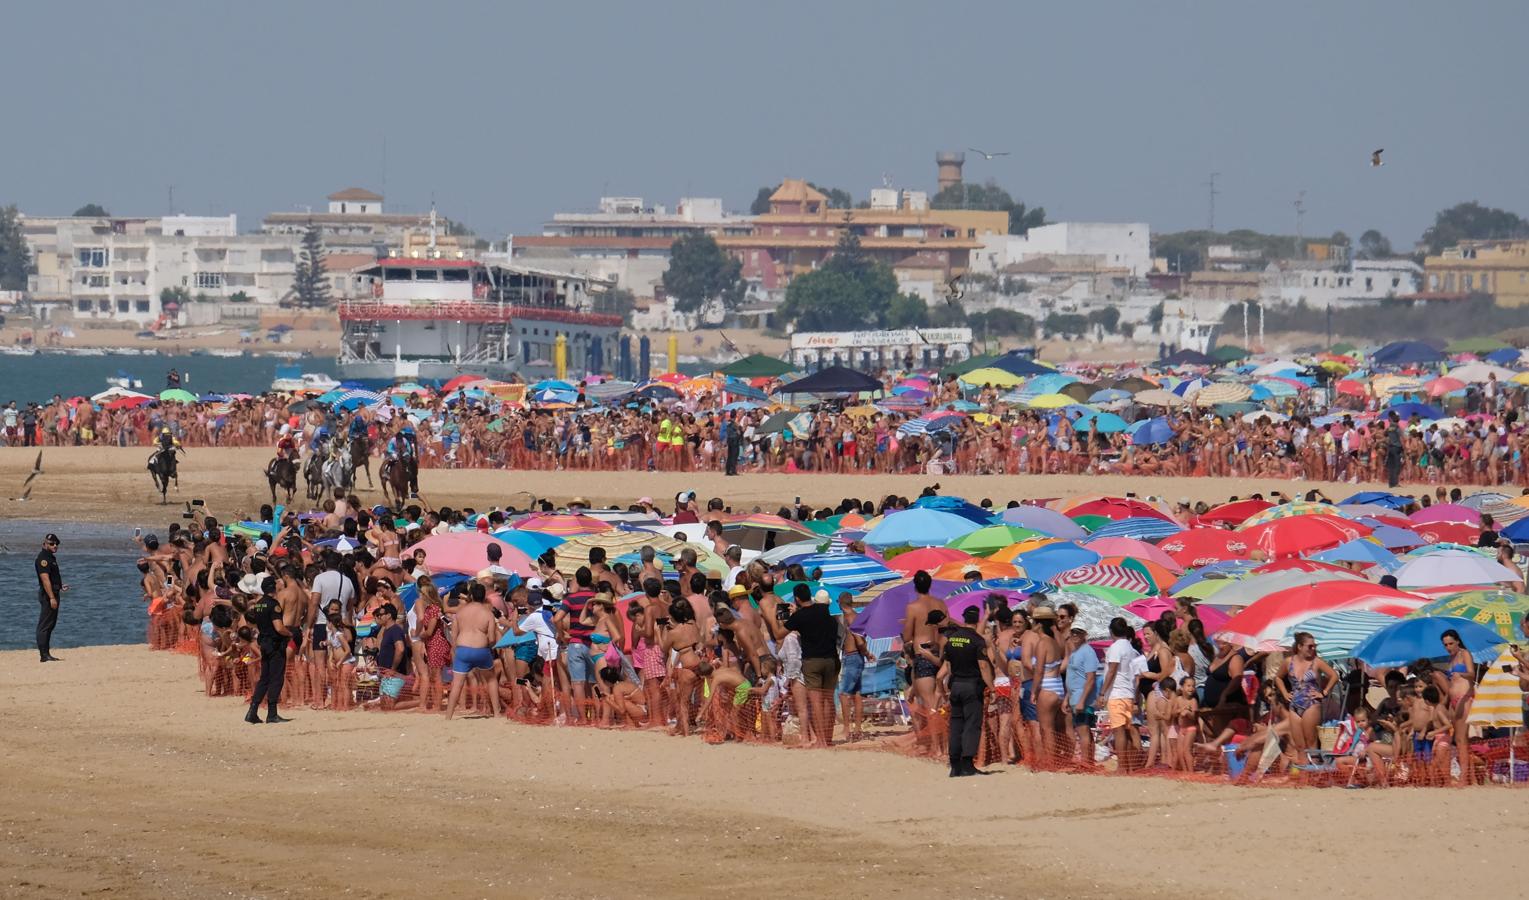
[769,179,828,205]
[328,187,384,202]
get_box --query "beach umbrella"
[933,557,1021,581]
[1068,497,1174,523]
[1169,560,1258,591]
[1350,616,1506,667]
[1197,498,1274,527]
[909,494,995,525]
[158,388,197,404]
[1133,388,1187,408]
[1469,650,1526,730]
[1130,417,1176,445]
[1083,536,1184,573]
[1046,591,1147,640]
[1071,410,1130,434]
[1053,562,1154,595]
[1085,516,1185,541]
[1192,382,1252,406]
[757,539,825,565]
[1012,542,1101,582]
[1026,393,1073,409]
[1408,589,1529,641]
[1410,520,1482,546]
[1449,362,1515,383]
[1170,376,1213,397]
[1410,503,1481,527]
[1238,501,1349,529]
[720,513,819,549]
[1158,529,1255,568]
[864,508,982,548]
[998,505,1089,539]
[1395,549,1521,588]
[1356,519,1428,550]
[1311,539,1402,571]
[849,578,966,639]
[516,512,613,536]
[1089,388,1132,403]
[409,532,533,576]
[886,546,972,574]
[1279,610,1400,661]
[1388,401,1444,420]
[1339,491,1413,510]
[793,552,900,591]
[1485,347,1522,366]
[1239,516,1372,558]
[1218,581,1427,650]
[958,367,1024,388]
[1123,596,1232,633]
[1459,491,1517,512]
[489,528,565,559]
[1194,567,1367,608]
[557,531,725,577]
[1425,376,1466,397]
[948,524,1047,556]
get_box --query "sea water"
[0,352,296,404]
[0,518,156,651]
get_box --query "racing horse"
[348,431,373,488]
[266,455,296,505]
[323,441,356,495]
[147,446,178,504]
[302,451,325,502]
[379,454,416,506]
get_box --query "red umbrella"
[1196,498,1274,527]
[1157,528,1254,568]
[441,374,488,392]
[105,396,152,410]
[1068,497,1174,523]
[1124,596,1232,633]
[886,546,973,575]
[1411,521,1479,545]
[1217,580,1425,649]
[1085,536,1184,574]
[1251,559,1357,576]
[1240,516,1372,559]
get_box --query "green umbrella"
[1330,341,1358,355]
[943,353,999,378]
[1212,344,1250,362]
[1407,589,1529,641]
[719,354,795,378]
[1069,514,1110,534]
[801,517,842,536]
[159,388,197,404]
[947,524,1046,556]
[1445,337,1509,354]
[1059,584,1144,605]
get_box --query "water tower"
[936,151,966,192]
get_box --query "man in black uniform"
[246,576,293,724]
[35,533,64,662]
[941,605,994,777]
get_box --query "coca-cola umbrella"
[1239,516,1373,559]
[1158,528,1256,568]
[1196,498,1274,527]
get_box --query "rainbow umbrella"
[947,524,1047,556]
[1238,501,1350,530]
[1407,589,1529,641]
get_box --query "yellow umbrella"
[990,538,1062,563]
[971,412,1000,426]
[842,404,879,419]
[1469,650,1525,728]
[959,367,1023,388]
[1027,393,1073,409]
[1512,372,1529,387]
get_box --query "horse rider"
[276,431,299,463]
[156,426,184,480]
[385,425,420,495]
[347,410,370,447]
[310,426,333,460]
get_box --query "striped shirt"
[563,590,595,646]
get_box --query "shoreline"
[0,445,1415,525]
[1,643,1521,900]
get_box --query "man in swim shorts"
[445,583,501,720]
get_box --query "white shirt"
[723,565,744,590]
[311,570,354,623]
[1104,638,1141,701]
[518,612,559,661]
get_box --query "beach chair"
[1293,717,1365,787]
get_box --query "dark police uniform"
[35,543,61,660]
[246,593,287,721]
[940,624,989,771]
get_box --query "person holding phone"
[35,533,65,662]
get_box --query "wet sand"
[1,445,1412,525]
[0,645,1522,900]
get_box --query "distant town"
[1,150,1526,377]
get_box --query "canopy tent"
[772,365,882,395]
[719,354,795,378]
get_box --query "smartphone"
[165,576,175,587]
[134,527,141,538]
[192,499,205,507]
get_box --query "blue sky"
[4,0,1524,247]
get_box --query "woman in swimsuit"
[1029,607,1067,766]
[1437,629,1477,780]
[1276,631,1336,755]
[1139,622,1178,770]
[661,599,704,736]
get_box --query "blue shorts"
[452,646,495,674]
[513,643,537,664]
[380,675,406,699]
[1071,707,1097,728]
[1019,682,1038,723]
[565,642,597,684]
[839,652,866,696]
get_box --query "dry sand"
[2,645,1524,900]
[2,445,1424,525]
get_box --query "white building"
[1263,259,1422,307]
[974,222,1151,277]
[262,187,438,253]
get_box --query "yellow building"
[1423,239,1529,307]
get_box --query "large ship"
[337,234,623,382]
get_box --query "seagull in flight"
[943,276,965,307]
[22,450,42,487]
[9,485,32,502]
[1370,148,1384,168]
[967,148,1010,160]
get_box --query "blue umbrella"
[1311,538,1402,571]
[999,505,1089,539]
[1502,518,1529,543]
[1086,516,1185,541]
[1073,409,1130,434]
[952,577,1054,596]
[1388,401,1444,420]
[1089,388,1132,403]
[397,572,471,612]
[1168,560,1258,593]
[1340,491,1413,510]
[910,494,995,525]
[792,552,900,591]
[1131,417,1175,446]
[1350,615,1506,667]
[1013,542,1101,582]
[1485,347,1520,366]
[1355,518,1427,549]
[864,508,983,548]
[490,528,566,558]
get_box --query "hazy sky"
[5,1,1525,248]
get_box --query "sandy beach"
[0,644,1521,900]
[2,445,1418,525]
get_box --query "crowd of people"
[8,358,1529,488]
[132,484,1529,785]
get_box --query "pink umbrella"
[885,546,972,574]
[1410,504,1481,526]
[1083,536,1184,574]
[1426,376,1466,398]
[1124,596,1232,633]
[410,532,533,576]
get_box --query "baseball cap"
[526,576,544,591]
[44,533,60,546]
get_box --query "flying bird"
[22,450,42,487]
[967,148,1009,160]
[943,276,965,307]
[9,485,32,502]
[1370,149,1384,168]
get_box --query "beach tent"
[772,365,881,395]
[1153,348,1218,368]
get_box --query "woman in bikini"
[661,599,705,736]
[1435,629,1477,781]
[1028,606,1067,766]
[1276,631,1336,756]
[1139,622,1179,770]
[626,600,667,727]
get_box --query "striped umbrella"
[1469,650,1525,728]
[1047,591,1147,640]
[1279,610,1399,661]
[1193,382,1252,406]
[1407,589,1529,641]
[950,577,1054,597]
[516,513,613,536]
[335,388,385,409]
[1086,516,1186,541]
[897,411,966,437]
[1053,563,1153,594]
[793,552,900,591]
[1238,501,1349,529]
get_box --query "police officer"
[941,605,994,777]
[245,575,293,724]
[35,533,64,662]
